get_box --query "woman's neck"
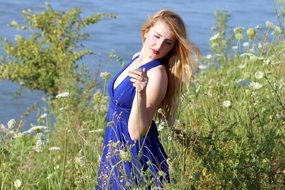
[137,51,155,66]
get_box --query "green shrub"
[0,2,285,190]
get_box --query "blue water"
[0,0,279,126]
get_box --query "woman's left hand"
[129,68,148,93]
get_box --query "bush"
[0,3,284,190]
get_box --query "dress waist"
[107,100,132,122]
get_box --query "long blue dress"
[96,55,170,189]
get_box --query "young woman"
[96,9,199,189]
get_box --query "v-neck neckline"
[112,55,139,92]
[111,55,159,93]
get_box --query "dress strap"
[139,59,164,71]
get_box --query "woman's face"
[143,21,176,60]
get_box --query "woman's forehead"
[150,21,175,39]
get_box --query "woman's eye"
[154,34,160,39]
[165,40,174,46]
[166,42,173,46]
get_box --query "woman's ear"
[144,31,148,39]
[144,28,151,39]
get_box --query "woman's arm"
[128,65,168,140]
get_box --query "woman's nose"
[155,39,165,50]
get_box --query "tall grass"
[0,3,285,190]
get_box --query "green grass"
[1,6,285,190]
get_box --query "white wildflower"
[232,45,238,50]
[273,26,282,35]
[255,71,264,79]
[0,123,9,133]
[119,149,131,161]
[240,52,255,57]
[14,179,22,188]
[49,146,61,151]
[22,9,31,14]
[14,35,23,42]
[89,128,103,133]
[34,133,44,153]
[158,170,167,177]
[257,56,265,61]
[7,119,16,129]
[249,81,263,90]
[40,113,48,119]
[265,59,271,65]
[157,108,164,115]
[233,26,244,34]
[74,149,86,166]
[157,122,166,131]
[195,85,201,93]
[274,81,283,90]
[249,54,259,62]
[266,21,274,29]
[168,136,172,141]
[210,33,220,41]
[198,64,208,70]
[100,72,111,80]
[206,54,212,59]
[7,130,15,136]
[223,100,231,108]
[233,27,244,41]
[55,92,69,98]
[25,125,47,134]
[13,132,24,139]
[241,52,258,61]
[75,155,85,166]
[276,111,285,119]
[100,104,108,113]
[47,173,53,180]
[238,64,246,69]
[209,33,221,41]
[9,20,18,27]
[242,42,249,47]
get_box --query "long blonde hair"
[141,9,200,125]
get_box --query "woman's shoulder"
[147,62,167,79]
[132,52,140,59]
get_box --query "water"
[0,0,279,126]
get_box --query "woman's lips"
[151,49,160,55]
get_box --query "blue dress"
[96,55,170,189]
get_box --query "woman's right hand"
[128,68,148,93]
